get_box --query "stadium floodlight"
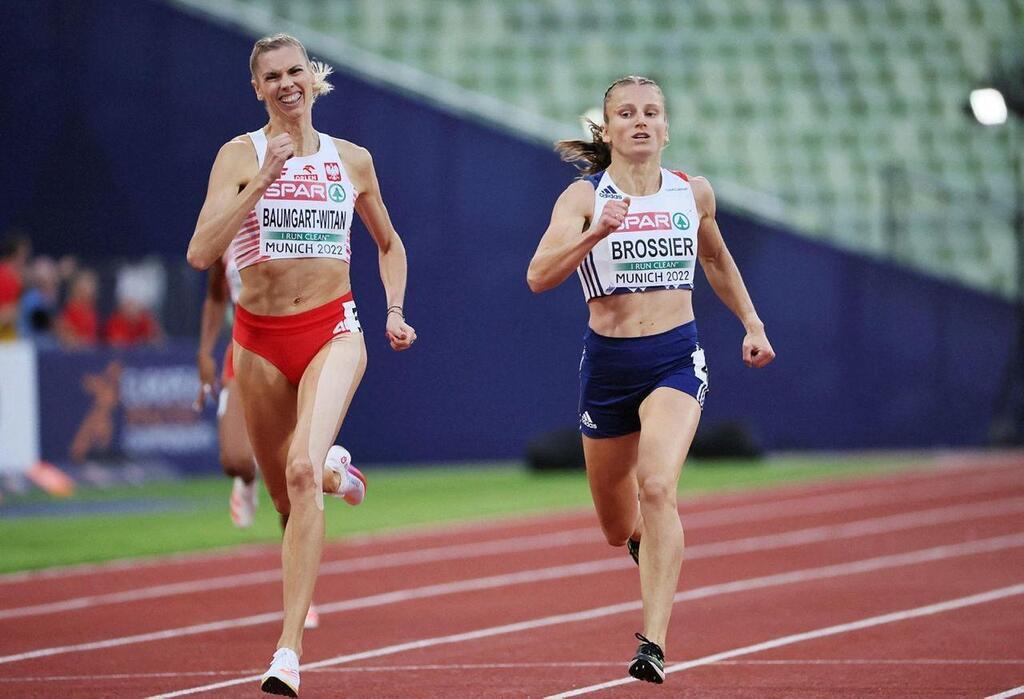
[968,87,1009,126]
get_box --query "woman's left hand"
[386,313,417,351]
[742,328,775,368]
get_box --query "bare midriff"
[587,288,694,337]
[238,257,351,315]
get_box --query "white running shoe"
[230,476,258,528]
[260,647,300,697]
[303,603,320,629]
[324,445,366,506]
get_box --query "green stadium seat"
[223,0,1020,297]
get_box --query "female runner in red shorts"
[187,33,416,696]
[194,249,335,630]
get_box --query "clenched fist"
[590,196,632,239]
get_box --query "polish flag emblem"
[325,162,342,182]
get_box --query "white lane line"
[684,468,1022,528]
[4,497,1023,665]
[6,469,1021,620]
[148,533,1024,697]
[2,456,1015,585]
[0,529,598,620]
[5,658,1021,684]
[988,687,1024,699]
[548,583,1024,697]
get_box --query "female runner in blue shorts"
[187,34,416,697]
[528,75,774,685]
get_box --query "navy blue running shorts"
[578,320,708,438]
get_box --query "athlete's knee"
[600,525,632,548]
[638,476,677,510]
[285,456,317,497]
[594,512,635,547]
[220,449,255,479]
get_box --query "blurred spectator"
[105,260,165,347]
[56,255,79,286]
[105,298,163,347]
[0,232,30,341]
[18,256,61,341]
[56,269,100,348]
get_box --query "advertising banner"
[36,342,220,475]
[0,340,40,473]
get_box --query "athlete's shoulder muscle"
[211,135,258,187]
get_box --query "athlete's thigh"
[218,378,255,465]
[291,333,367,473]
[583,431,640,543]
[233,341,297,500]
[636,387,701,485]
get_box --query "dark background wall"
[1,0,1013,463]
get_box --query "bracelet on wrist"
[386,305,404,319]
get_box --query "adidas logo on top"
[598,185,622,200]
[581,411,597,429]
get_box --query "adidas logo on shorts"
[581,411,597,429]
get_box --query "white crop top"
[233,129,357,271]
[577,168,698,302]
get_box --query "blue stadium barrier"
[1,1,1014,466]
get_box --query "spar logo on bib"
[617,211,672,233]
[672,212,691,230]
[264,181,327,201]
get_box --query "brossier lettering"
[610,237,694,260]
[263,181,327,201]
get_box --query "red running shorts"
[232,292,361,386]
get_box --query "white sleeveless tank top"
[577,168,699,302]
[233,130,357,271]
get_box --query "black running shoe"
[626,537,640,566]
[628,632,665,684]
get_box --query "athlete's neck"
[607,159,662,197]
[265,118,319,157]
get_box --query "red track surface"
[1,456,1022,697]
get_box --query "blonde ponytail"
[309,60,334,99]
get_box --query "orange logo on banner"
[69,361,121,462]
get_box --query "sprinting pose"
[193,251,329,629]
[187,33,416,696]
[527,76,774,684]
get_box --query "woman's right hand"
[256,133,294,186]
[589,196,631,239]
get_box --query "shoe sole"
[628,657,665,684]
[343,465,366,506]
[261,676,298,697]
